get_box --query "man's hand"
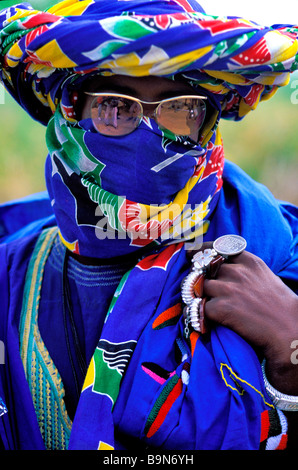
[200,250,298,396]
[189,247,298,448]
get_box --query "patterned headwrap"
[1,0,297,123]
[0,0,296,451]
[1,0,298,257]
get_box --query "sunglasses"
[84,92,208,138]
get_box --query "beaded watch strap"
[262,360,298,411]
[181,234,298,413]
[181,234,247,337]
[182,249,224,336]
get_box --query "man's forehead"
[82,74,196,98]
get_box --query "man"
[0,0,297,450]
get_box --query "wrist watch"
[262,360,298,411]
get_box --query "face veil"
[0,0,297,452]
[0,0,298,257]
[45,96,224,256]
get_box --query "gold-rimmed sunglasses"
[84,92,208,137]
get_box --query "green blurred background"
[0,0,297,205]
[0,0,58,8]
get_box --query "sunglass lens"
[91,96,142,136]
[156,98,206,138]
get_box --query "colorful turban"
[0,0,298,125]
[0,0,296,451]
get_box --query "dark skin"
[196,246,298,448]
[75,74,298,448]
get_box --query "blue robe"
[0,161,297,450]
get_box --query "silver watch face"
[213,234,247,257]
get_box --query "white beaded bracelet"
[261,360,298,411]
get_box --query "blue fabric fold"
[0,160,296,449]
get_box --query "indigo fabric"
[0,0,298,450]
[45,106,224,257]
[0,162,296,449]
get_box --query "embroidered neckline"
[47,235,135,286]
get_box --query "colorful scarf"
[0,0,297,450]
[45,102,224,257]
[19,226,288,450]
[1,0,298,256]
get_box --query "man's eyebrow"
[88,83,139,96]
[85,83,199,100]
